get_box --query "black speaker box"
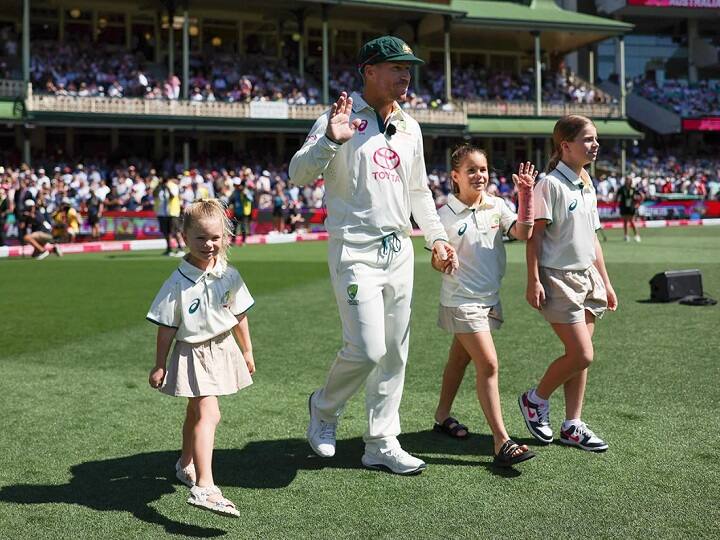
[649,270,703,302]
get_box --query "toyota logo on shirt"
[373,148,400,170]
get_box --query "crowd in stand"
[632,77,720,117]
[419,65,614,105]
[2,149,719,245]
[0,158,328,245]
[17,38,614,108]
[595,148,720,202]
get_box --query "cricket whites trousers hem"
[313,234,414,452]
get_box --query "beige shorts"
[438,302,504,334]
[161,330,252,397]
[28,231,52,244]
[539,265,607,324]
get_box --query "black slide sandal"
[493,439,536,467]
[433,416,470,439]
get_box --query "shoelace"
[380,232,402,256]
[319,421,336,440]
[536,403,550,425]
[574,422,594,439]
[385,447,410,459]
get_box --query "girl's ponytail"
[546,147,562,173]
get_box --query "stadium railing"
[10,80,618,122]
[462,100,621,118]
[24,89,468,125]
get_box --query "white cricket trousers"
[313,234,414,452]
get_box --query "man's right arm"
[288,113,341,185]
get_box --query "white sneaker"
[361,446,426,475]
[624,235,630,242]
[306,392,336,458]
[35,250,50,260]
[560,421,608,452]
[518,390,553,444]
[635,235,641,243]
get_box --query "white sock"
[562,418,582,429]
[529,388,548,406]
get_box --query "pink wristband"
[517,187,534,225]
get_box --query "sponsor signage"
[249,101,289,119]
[682,117,720,131]
[598,200,720,220]
[627,0,720,7]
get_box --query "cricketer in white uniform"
[289,36,457,475]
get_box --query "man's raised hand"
[326,92,363,144]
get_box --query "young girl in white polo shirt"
[431,143,537,467]
[147,199,255,517]
[520,115,618,452]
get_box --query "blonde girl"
[431,143,537,467]
[519,115,617,452]
[147,199,255,516]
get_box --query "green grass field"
[1,227,719,539]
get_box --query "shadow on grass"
[0,431,534,535]
[400,429,538,478]
[0,451,226,537]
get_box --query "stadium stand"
[2,0,718,245]
[631,78,720,118]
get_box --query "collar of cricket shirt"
[447,193,495,215]
[178,257,226,284]
[555,161,590,188]
[350,91,404,133]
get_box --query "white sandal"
[187,485,240,517]
[175,459,196,487]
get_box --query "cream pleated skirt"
[160,330,253,397]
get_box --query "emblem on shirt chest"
[458,223,468,236]
[569,199,578,212]
[221,290,231,308]
[371,147,402,183]
[189,298,201,314]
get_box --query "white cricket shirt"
[534,161,601,271]
[439,194,517,307]
[146,258,254,343]
[289,92,447,245]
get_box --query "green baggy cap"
[357,36,424,72]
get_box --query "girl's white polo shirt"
[534,161,601,271]
[147,258,254,344]
[438,194,516,307]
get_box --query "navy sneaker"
[560,422,608,452]
[518,390,553,444]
